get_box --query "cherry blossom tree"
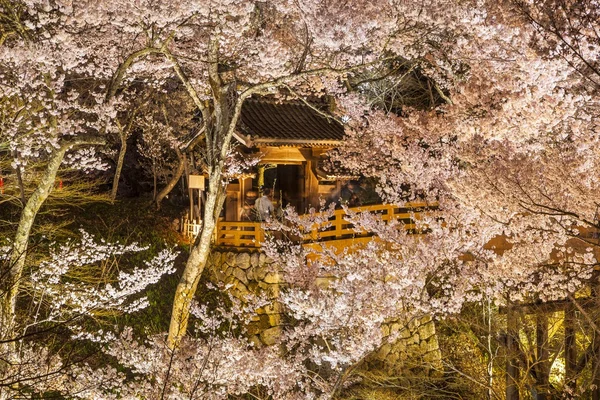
[2,0,503,350]
[132,0,466,347]
[0,228,178,398]
[324,0,600,301]
[135,113,180,202]
[202,0,599,396]
[0,0,187,365]
[1,0,599,397]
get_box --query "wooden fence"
[213,203,432,248]
[214,221,265,247]
[182,217,203,238]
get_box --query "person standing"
[255,188,274,221]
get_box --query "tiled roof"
[236,98,344,147]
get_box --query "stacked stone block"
[369,316,442,376]
[207,251,284,346]
[207,250,442,375]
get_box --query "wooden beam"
[499,297,595,315]
[258,147,307,164]
[565,302,577,393]
[506,301,521,400]
[535,314,551,399]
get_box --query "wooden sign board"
[189,175,205,190]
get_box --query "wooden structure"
[184,98,600,398]
[224,98,345,223]
[500,229,600,400]
[215,203,430,248]
[182,97,351,240]
[203,98,432,251]
[501,293,600,400]
[183,217,202,238]
[182,174,205,238]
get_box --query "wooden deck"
[214,203,433,249]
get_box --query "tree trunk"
[155,130,205,210]
[156,151,185,209]
[165,37,247,348]
[15,166,25,206]
[1,147,67,340]
[111,131,128,202]
[167,172,224,348]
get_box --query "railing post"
[257,223,263,246]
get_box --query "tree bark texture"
[1,146,67,339]
[111,131,128,201]
[167,173,224,348]
[156,151,185,209]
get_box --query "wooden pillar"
[298,162,306,214]
[225,187,239,222]
[305,160,320,210]
[257,165,265,193]
[535,314,550,400]
[184,159,193,221]
[506,301,520,400]
[565,302,577,393]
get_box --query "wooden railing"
[182,217,203,238]
[214,203,432,248]
[215,221,264,247]
[301,203,428,242]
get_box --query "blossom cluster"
[29,230,178,320]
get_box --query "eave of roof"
[236,98,344,148]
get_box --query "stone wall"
[206,250,284,346]
[206,250,442,375]
[369,316,442,376]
